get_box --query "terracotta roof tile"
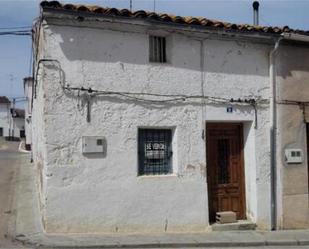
[40,1,307,36]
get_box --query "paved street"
[31,246,309,249]
[0,138,27,248]
[0,139,18,245]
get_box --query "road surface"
[0,138,27,248]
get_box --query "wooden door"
[206,123,246,222]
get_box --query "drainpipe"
[270,32,309,230]
[252,1,260,26]
[269,37,282,231]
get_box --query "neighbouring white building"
[24,77,33,150]
[31,1,309,234]
[0,96,11,137]
[11,108,25,139]
[0,96,25,140]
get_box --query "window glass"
[138,129,172,175]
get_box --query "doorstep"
[211,220,256,231]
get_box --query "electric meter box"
[82,136,106,154]
[285,149,303,164]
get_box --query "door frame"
[205,122,246,222]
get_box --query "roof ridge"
[40,1,308,36]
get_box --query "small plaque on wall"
[227,106,233,113]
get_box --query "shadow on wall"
[277,44,309,79]
[48,24,271,77]
[275,45,309,102]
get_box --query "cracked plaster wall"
[32,20,272,233]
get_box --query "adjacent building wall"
[0,102,25,139]
[24,77,33,150]
[0,103,10,137]
[31,23,49,225]
[31,19,272,233]
[277,44,309,229]
[11,117,24,138]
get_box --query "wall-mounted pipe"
[269,37,282,231]
[253,1,259,26]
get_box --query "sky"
[1,0,309,107]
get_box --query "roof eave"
[41,8,281,44]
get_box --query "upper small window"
[149,36,166,63]
[138,129,172,175]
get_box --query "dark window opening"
[0,128,3,137]
[97,139,103,146]
[20,130,25,138]
[138,129,172,175]
[149,36,166,63]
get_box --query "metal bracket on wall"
[86,94,93,123]
[300,103,307,123]
[252,102,258,129]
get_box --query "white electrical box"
[285,149,303,164]
[82,136,105,154]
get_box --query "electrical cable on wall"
[278,100,309,123]
[33,59,268,126]
[63,85,266,105]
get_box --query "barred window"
[138,129,172,175]
[149,36,166,63]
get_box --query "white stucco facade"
[0,102,10,137]
[24,77,33,149]
[11,116,25,139]
[31,10,278,234]
[0,99,25,139]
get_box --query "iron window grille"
[138,129,172,175]
[149,36,167,63]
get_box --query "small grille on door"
[218,139,230,184]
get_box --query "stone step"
[211,220,257,231]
